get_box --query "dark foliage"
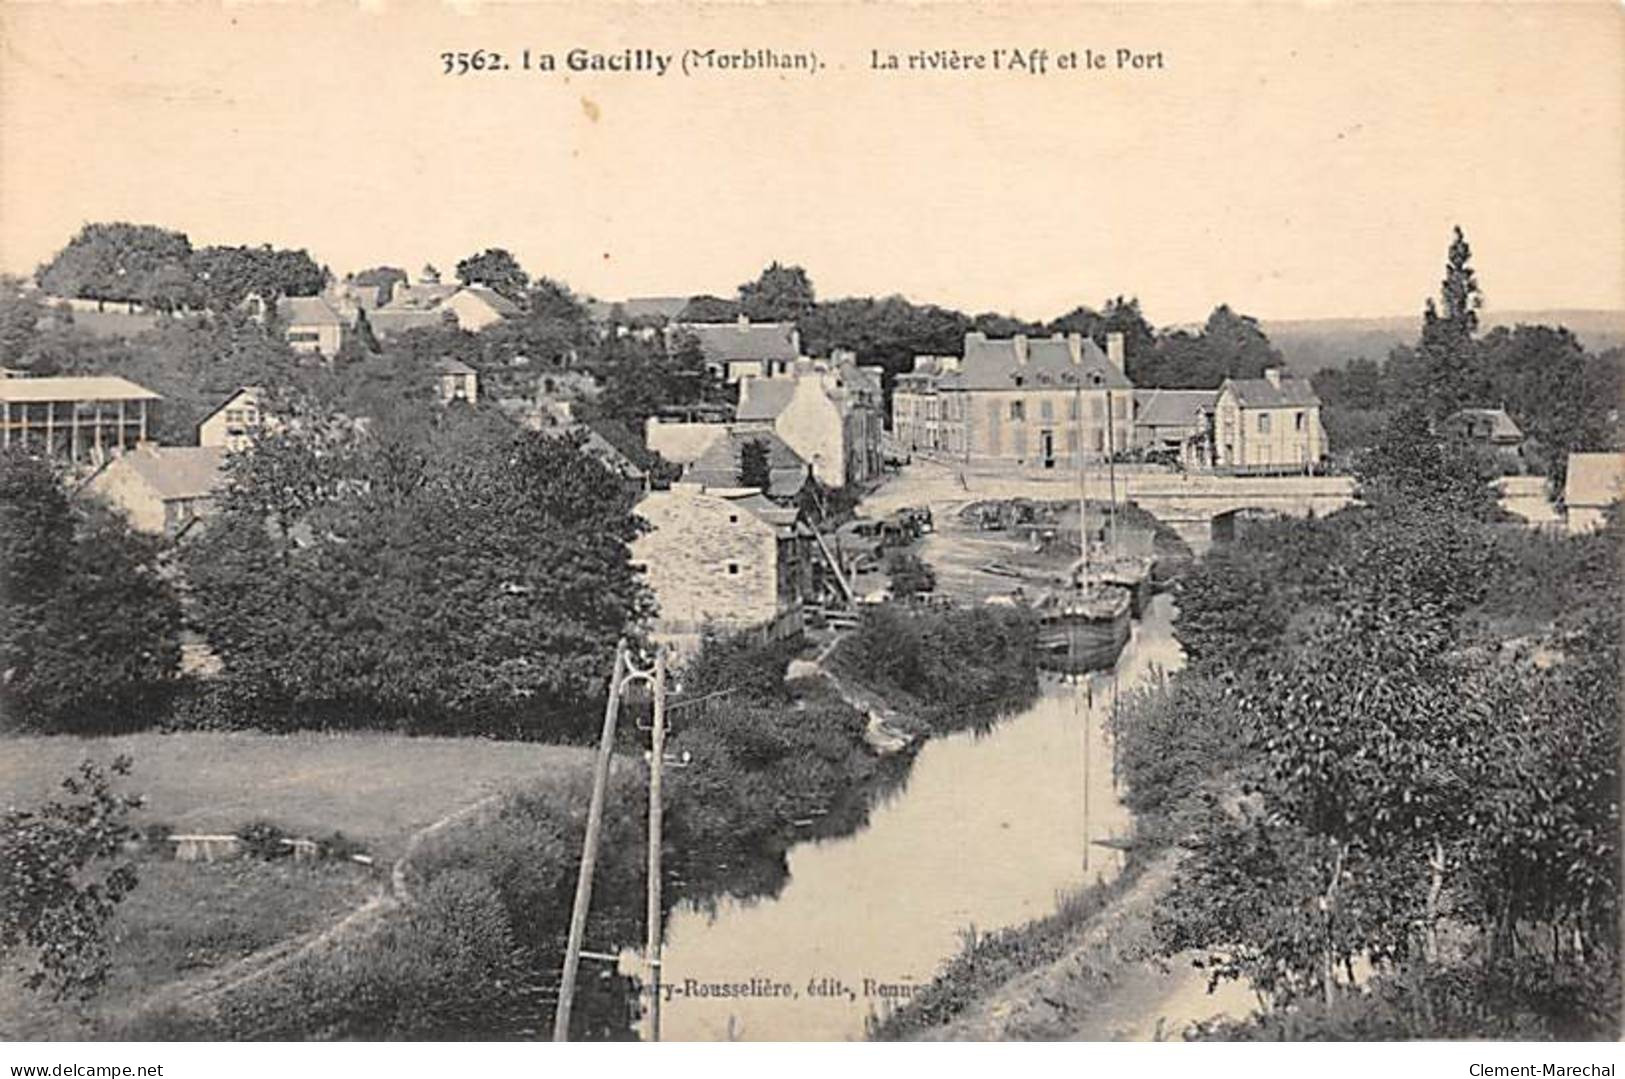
[1,758,143,1000]
[0,451,181,732]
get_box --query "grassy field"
[1,730,595,861]
[1,730,597,1040]
[0,858,378,1040]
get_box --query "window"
[1040,399,1054,421]
[728,514,739,523]
[225,409,243,423]
[1088,398,1104,421]
[286,331,320,343]
[1010,401,1025,422]
[1093,430,1104,452]
[1112,396,1127,419]
[1068,396,1080,420]
[727,563,740,575]
[1259,413,1272,434]
[1295,411,1305,431]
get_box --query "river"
[657,593,1186,1041]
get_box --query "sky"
[1,2,1621,325]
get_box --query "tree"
[679,294,742,323]
[1136,305,1282,388]
[36,223,193,305]
[523,277,587,325]
[190,245,325,311]
[0,451,181,732]
[1418,226,1484,417]
[738,437,771,490]
[1353,404,1501,521]
[182,405,653,736]
[455,248,530,303]
[1,758,143,1000]
[737,262,815,322]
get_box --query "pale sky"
[1,2,1621,324]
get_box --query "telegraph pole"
[553,639,628,1042]
[642,650,668,1042]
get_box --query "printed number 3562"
[442,50,505,74]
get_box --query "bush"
[237,821,288,861]
[832,605,1038,729]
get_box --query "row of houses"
[892,331,1330,473]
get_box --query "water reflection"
[657,595,1185,1041]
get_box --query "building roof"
[280,296,345,327]
[1564,452,1625,508]
[686,428,809,500]
[678,320,801,364]
[387,283,460,309]
[735,377,800,421]
[455,286,521,317]
[433,357,477,376]
[1134,388,1217,427]
[1222,375,1320,409]
[1447,407,1524,443]
[0,375,161,403]
[111,445,228,502]
[583,417,658,473]
[197,386,264,428]
[367,308,445,336]
[587,296,690,324]
[958,332,1131,392]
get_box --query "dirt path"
[918,849,1256,1041]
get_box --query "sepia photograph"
[0,0,1621,1066]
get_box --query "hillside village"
[2,223,1622,1046]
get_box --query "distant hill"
[1260,310,1625,377]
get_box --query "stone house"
[735,354,885,488]
[83,443,227,536]
[1443,408,1525,461]
[1132,388,1218,467]
[433,358,479,404]
[684,427,811,501]
[892,355,959,453]
[442,286,521,332]
[276,296,346,357]
[1211,368,1326,473]
[675,315,802,383]
[630,484,812,655]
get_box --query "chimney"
[1264,367,1282,388]
[1066,332,1084,365]
[1106,332,1126,375]
[1012,334,1029,365]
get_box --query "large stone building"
[1210,369,1327,473]
[893,331,1134,471]
[630,484,812,655]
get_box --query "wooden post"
[553,639,628,1042]
[643,650,668,1042]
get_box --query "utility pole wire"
[643,649,668,1043]
[553,638,628,1042]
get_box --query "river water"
[657,594,1185,1041]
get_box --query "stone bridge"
[1123,473,1359,552]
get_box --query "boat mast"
[1105,388,1119,556]
[1076,379,1089,585]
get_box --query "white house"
[1563,452,1625,533]
[1211,368,1326,473]
[197,387,278,451]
